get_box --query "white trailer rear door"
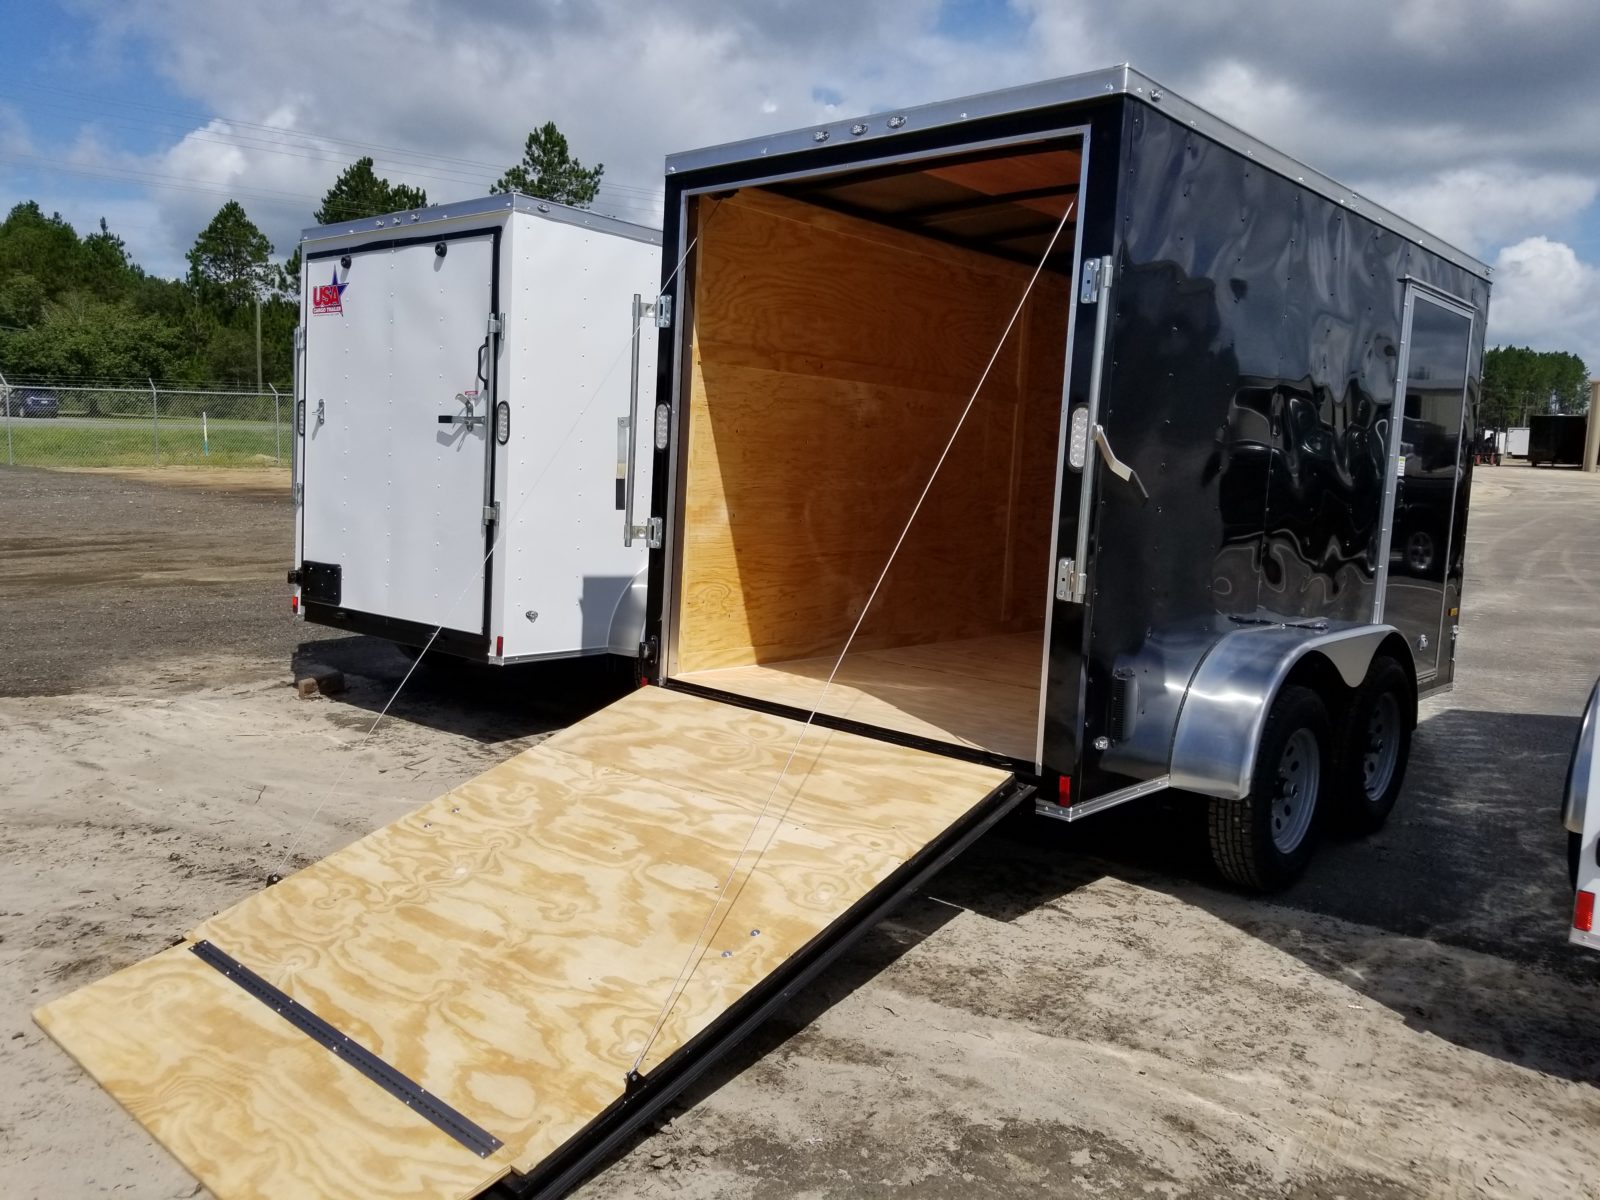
[301,228,499,638]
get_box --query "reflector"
[1576,889,1596,933]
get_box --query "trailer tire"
[1208,685,1330,891]
[1334,656,1412,834]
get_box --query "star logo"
[311,269,348,315]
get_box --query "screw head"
[1093,736,1111,751]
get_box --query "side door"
[1377,286,1474,681]
[299,229,500,639]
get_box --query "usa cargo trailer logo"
[312,270,348,315]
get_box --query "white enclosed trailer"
[1566,678,1600,950]
[289,195,662,665]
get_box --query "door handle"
[1093,424,1149,501]
[438,392,486,430]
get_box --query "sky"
[2,0,1598,372]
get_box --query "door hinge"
[654,296,673,329]
[292,483,303,506]
[486,313,503,335]
[1079,258,1103,304]
[1055,556,1086,603]
[292,327,305,351]
[483,502,500,526]
[628,516,663,549]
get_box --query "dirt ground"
[3,463,1600,1199]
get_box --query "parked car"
[3,389,60,418]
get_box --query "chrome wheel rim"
[1362,692,1401,803]
[1271,728,1320,853]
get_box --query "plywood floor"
[676,631,1045,762]
[35,686,1009,1200]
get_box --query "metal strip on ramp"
[34,686,1019,1199]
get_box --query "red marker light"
[290,595,298,613]
[1057,775,1072,805]
[495,635,504,658]
[1576,890,1596,934]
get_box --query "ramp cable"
[628,198,1077,1077]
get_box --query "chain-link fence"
[0,377,289,469]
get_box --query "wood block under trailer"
[34,686,1027,1199]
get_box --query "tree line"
[0,123,603,390]
[1480,345,1590,427]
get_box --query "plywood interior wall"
[677,188,1071,674]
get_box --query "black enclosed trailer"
[645,63,1489,890]
[32,67,1492,1200]
[1529,412,1587,467]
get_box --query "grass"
[1,417,284,468]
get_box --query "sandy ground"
[3,463,1599,1198]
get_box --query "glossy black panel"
[1081,102,1487,792]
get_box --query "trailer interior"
[671,136,1084,762]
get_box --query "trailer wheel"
[1334,656,1412,834]
[1208,685,1330,891]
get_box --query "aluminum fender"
[606,567,649,657]
[1563,678,1600,834]
[1169,623,1402,800]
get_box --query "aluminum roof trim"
[663,64,1489,282]
[301,193,660,247]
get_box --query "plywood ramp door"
[35,687,1010,1200]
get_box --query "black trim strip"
[662,677,1036,775]
[189,940,504,1159]
[484,775,1032,1199]
[306,226,501,260]
[301,602,490,659]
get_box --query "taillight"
[1576,890,1596,933]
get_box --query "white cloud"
[1490,237,1600,373]
[1362,167,1599,256]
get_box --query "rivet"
[525,610,538,622]
[813,129,830,143]
[886,115,906,129]
[721,949,733,958]
[750,929,760,937]
[1093,736,1111,751]
[850,122,869,136]
[1151,89,1163,103]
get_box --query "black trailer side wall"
[1057,99,1488,794]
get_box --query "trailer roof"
[664,64,1490,282]
[299,192,660,247]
